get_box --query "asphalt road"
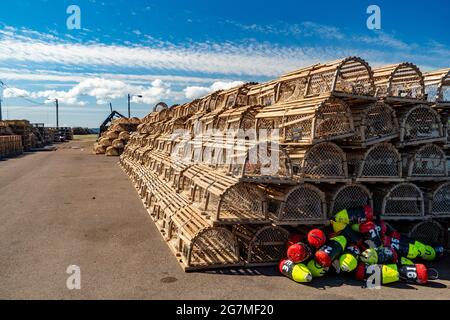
[1,139,449,300]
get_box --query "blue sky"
[0,0,449,127]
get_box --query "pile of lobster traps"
[0,135,23,159]
[119,57,450,271]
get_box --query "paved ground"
[1,138,449,300]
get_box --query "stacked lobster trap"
[119,57,450,271]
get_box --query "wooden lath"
[255,94,355,145]
[373,62,425,101]
[424,68,450,105]
[276,56,375,101]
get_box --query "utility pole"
[0,98,2,121]
[55,99,59,129]
[127,94,143,118]
[109,102,113,113]
[127,94,131,118]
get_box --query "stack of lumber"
[94,117,140,156]
[119,57,450,271]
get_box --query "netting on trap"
[325,184,373,218]
[289,142,348,181]
[373,63,425,100]
[348,143,402,181]
[216,182,268,223]
[408,221,446,246]
[255,96,354,145]
[424,68,450,105]
[376,183,425,218]
[234,143,293,183]
[274,183,327,224]
[430,182,450,217]
[398,104,445,145]
[233,225,290,265]
[346,102,399,146]
[169,210,241,268]
[403,144,447,180]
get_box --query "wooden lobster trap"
[424,68,450,107]
[276,56,375,102]
[428,182,450,218]
[120,132,140,160]
[217,104,262,133]
[373,63,426,104]
[168,205,242,271]
[233,225,290,266]
[287,142,350,183]
[347,143,402,182]
[189,169,268,224]
[230,142,294,184]
[201,83,255,134]
[374,183,425,220]
[323,183,373,218]
[408,221,447,247]
[441,113,450,147]
[247,81,278,107]
[344,102,399,147]
[265,184,328,225]
[255,96,355,145]
[0,135,23,158]
[135,134,158,164]
[402,144,447,181]
[396,104,445,146]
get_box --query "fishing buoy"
[340,224,365,249]
[360,247,398,265]
[387,234,444,261]
[307,259,328,278]
[287,242,313,263]
[331,220,347,233]
[383,236,419,260]
[356,263,429,285]
[315,235,347,267]
[339,245,360,272]
[288,233,302,246]
[415,242,444,261]
[358,221,383,248]
[334,205,373,225]
[279,259,312,283]
[307,229,327,249]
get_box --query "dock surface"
[1,139,449,299]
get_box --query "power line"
[0,80,48,106]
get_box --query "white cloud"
[0,67,233,86]
[2,78,172,106]
[354,31,411,50]
[183,86,211,99]
[3,87,30,98]
[0,26,332,77]
[131,79,172,104]
[0,24,448,81]
[225,20,344,40]
[183,80,244,99]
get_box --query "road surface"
[1,139,449,299]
